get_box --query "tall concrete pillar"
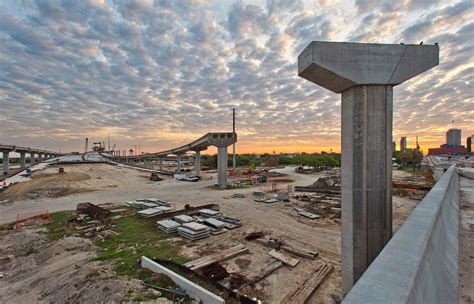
[38,153,43,163]
[298,41,439,291]
[176,154,182,173]
[30,152,35,165]
[208,133,237,189]
[217,146,228,188]
[19,152,26,169]
[159,158,163,171]
[2,151,9,175]
[195,150,201,176]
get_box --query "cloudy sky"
[0,0,472,154]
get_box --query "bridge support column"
[2,151,10,175]
[209,133,237,189]
[217,146,228,188]
[159,158,163,171]
[38,153,43,163]
[195,151,201,177]
[176,154,182,173]
[298,41,439,291]
[30,152,35,165]
[20,152,26,169]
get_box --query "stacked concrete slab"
[199,209,220,218]
[157,219,181,233]
[174,215,194,224]
[178,222,211,241]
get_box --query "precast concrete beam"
[298,41,439,292]
[2,151,9,175]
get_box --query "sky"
[0,0,473,155]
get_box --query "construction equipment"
[92,142,105,152]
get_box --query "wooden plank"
[268,249,299,267]
[254,238,318,259]
[184,244,248,271]
[279,263,334,304]
[246,259,284,284]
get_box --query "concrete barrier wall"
[343,166,459,304]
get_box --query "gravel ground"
[0,164,418,303]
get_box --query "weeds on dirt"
[44,211,77,240]
[44,211,190,302]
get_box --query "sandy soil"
[0,229,171,304]
[0,164,418,303]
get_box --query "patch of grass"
[44,211,191,302]
[44,211,77,240]
[94,215,188,277]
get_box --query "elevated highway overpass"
[109,132,237,188]
[0,144,64,176]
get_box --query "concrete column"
[217,146,228,188]
[195,151,201,176]
[30,152,35,165]
[38,153,43,163]
[159,158,163,170]
[298,41,439,291]
[176,154,182,173]
[341,85,393,289]
[20,152,26,169]
[2,151,9,175]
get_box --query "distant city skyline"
[0,0,473,154]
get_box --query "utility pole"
[232,108,236,172]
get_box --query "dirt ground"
[0,229,171,304]
[0,164,419,303]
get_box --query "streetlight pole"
[232,108,236,171]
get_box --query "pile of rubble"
[310,174,341,189]
[74,203,117,241]
[253,190,290,204]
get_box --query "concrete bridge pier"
[298,41,439,291]
[176,154,183,173]
[195,151,201,176]
[2,151,10,175]
[159,158,164,171]
[38,153,43,163]
[19,152,26,169]
[216,146,228,188]
[30,152,36,165]
[209,133,237,189]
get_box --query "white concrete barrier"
[343,165,459,304]
[141,256,225,304]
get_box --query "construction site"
[1,37,473,304]
[0,146,435,303]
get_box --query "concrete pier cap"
[298,41,439,93]
[298,41,439,293]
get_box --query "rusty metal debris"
[76,202,112,220]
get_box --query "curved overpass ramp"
[109,132,237,188]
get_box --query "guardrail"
[343,165,459,304]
